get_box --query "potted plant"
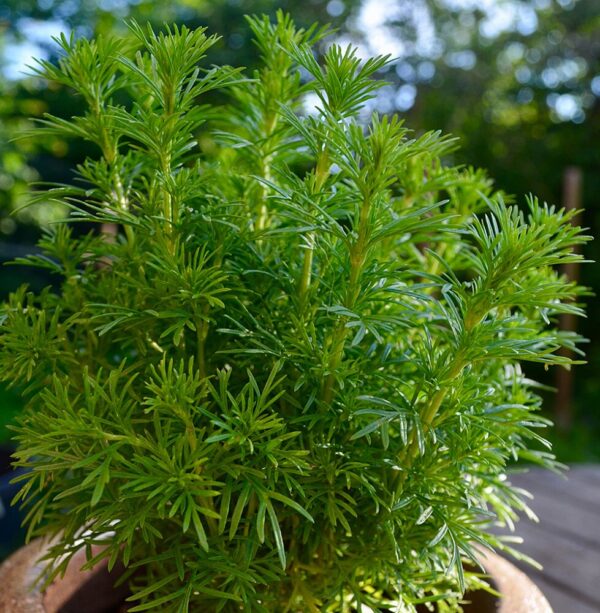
[0,12,588,612]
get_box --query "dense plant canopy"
[0,13,590,612]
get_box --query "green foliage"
[0,13,590,612]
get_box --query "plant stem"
[322,193,371,405]
[256,156,272,235]
[196,248,224,380]
[256,111,277,235]
[94,99,135,247]
[395,323,486,495]
[299,246,314,302]
[298,148,330,306]
[197,324,207,380]
[161,151,175,252]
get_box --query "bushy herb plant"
[0,13,589,612]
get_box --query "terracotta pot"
[0,539,551,612]
[468,549,552,613]
[0,540,129,613]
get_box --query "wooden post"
[554,166,582,431]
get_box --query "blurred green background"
[0,0,598,459]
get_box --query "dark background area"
[0,0,598,459]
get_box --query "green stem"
[322,323,346,406]
[394,296,491,494]
[395,354,467,497]
[197,324,207,380]
[321,193,371,405]
[256,112,277,235]
[160,85,175,248]
[94,99,135,247]
[111,169,136,247]
[196,248,223,381]
[298,149,330,306]
[298,238,315,301]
